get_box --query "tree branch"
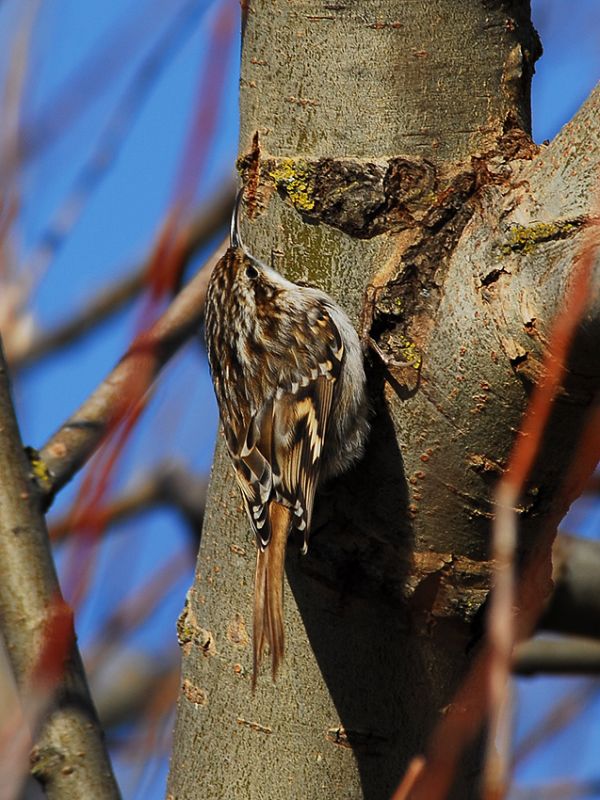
[9,189,234,369]
[513,636,600,676]
[49,462,207,543]
[538,534,600,640]
[93,654,178,730]
[38,241,226,505]
[0,340,120,798]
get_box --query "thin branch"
[93,654,178,730]
[49,462,207,543]
[9,189,234,369]
[513,636,600,675]
[38,240,226,504]
[512,683,599,766]
[3,0,206,176]
[18,0,214,292]
[85,551,191,678]
[391,757,426,800]
[0,340,120,798]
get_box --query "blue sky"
[0,0,598,797]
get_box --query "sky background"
[0,0,598,797]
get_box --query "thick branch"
[539,534,600,639]
[0,342,119,799]
[9,189,234,370]
[39,242,225,504]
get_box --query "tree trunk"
[168,3,599,798]
[0,344,120,800]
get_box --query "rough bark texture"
[0,343,120,799]
[168,3,599,799]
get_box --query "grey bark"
[0,342,120,799]
[168,3,599,799]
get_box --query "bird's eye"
[245,264,258,279]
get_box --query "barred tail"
[252,502,291,689]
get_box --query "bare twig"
[9,268,140,368]
[39,240,226,504]
[2,0,206,177]
[9,189,234,369]
[85,550,192,678]
[513,636,600,675]
[512,683,598,766]
[391,756,426,800]
[18,0,213,292]
[0,340,120,798]
[0,4,39,369]
[49,462,207,543]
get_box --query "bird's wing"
[230,304,344,550]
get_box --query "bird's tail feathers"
[252,502,290,689]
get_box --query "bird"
[204,188,369,686]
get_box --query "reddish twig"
[391,756,426,800]
[85,550,191,677]
[484,221,599,798]
[49,462,207,543]
[9,188,233,369]
[2,0,203,176]
[39,240,225,502]
[25,6,200,284]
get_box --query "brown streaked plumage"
[204,190,369,686]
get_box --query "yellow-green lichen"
[396,334,422,370]
[269,159,315,211]
[24,446,52,490]
[501,220,580,255]
[177,619,196,646]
